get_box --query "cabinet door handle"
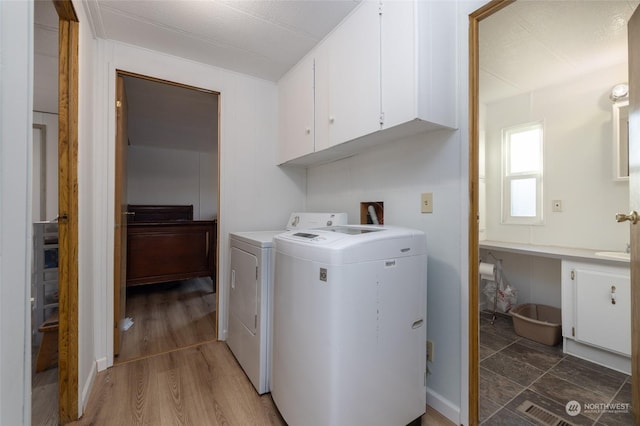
[615,211,638,224]
[611,285,617,304]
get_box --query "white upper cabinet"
[381,1,457,131]
[317,0,381,148]
[278,54,315,164]
[277,0,457,166]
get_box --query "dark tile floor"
[479,312,633,425]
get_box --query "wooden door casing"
[468,2,514,424]
[54,0,80,421]
[113,75,128,356]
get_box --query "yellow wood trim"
[56,1,79,421]
[468,1,514,425]
[53,0,78,22]
[215,93,221,341]
[113,74,125,356]
[116,69,220,96]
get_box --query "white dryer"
[271,225,427,426]
[227,213,347,394]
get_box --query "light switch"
[421,193,433,213]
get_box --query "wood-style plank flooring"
[116,278,216,364]
[72,340,454,426]
[32,367,58,426]
[37,276,455,425]
[72,342,284,426]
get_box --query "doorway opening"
[31,0,79,423]
[113,71,220,365]
[470,1,638,424]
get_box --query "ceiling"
[35,1,640,151]
[37,0,361,152]
[85,0,360,82]
[480,0,639,104]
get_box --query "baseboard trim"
[96,356,108,372]
[80,361,98,415]
[426,388,460,425]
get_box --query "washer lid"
[275,225,427,264]
[286,212,348,230]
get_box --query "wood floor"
[116,278,216,364]
[32,367,58,426]
[72,342,284,425]
[38,277,455,425]
[72,340,454,426]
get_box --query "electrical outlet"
[427,340,434,362]
[421,193,433,213]
[552,200,563,212]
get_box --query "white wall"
[33,2,58,115]
[483,63,629,251]
[0,1,33,424]
[75,0,98,414]
[479,249,561,310]
[32,112,58,221]
[127,145,218,220]
[89,39,307,375]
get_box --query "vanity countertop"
[479,240,630,265]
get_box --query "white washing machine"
[271,225,427,426]
[227,213,347,394]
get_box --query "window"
[502,122,543,224]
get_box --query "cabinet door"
[381,0,416,130]
[322,1,381,147]
[574,267,631,356]
[278,54,315,164]
[381,0,457,131]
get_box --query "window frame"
[501,121,544,225]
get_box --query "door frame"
[112,70,221,356]
[469,1,640,424]
[468,1,516,425]
[53,0,79,422]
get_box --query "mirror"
[613,100,629,181]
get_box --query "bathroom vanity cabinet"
[561,260,631,373]
[479,240,631,373]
